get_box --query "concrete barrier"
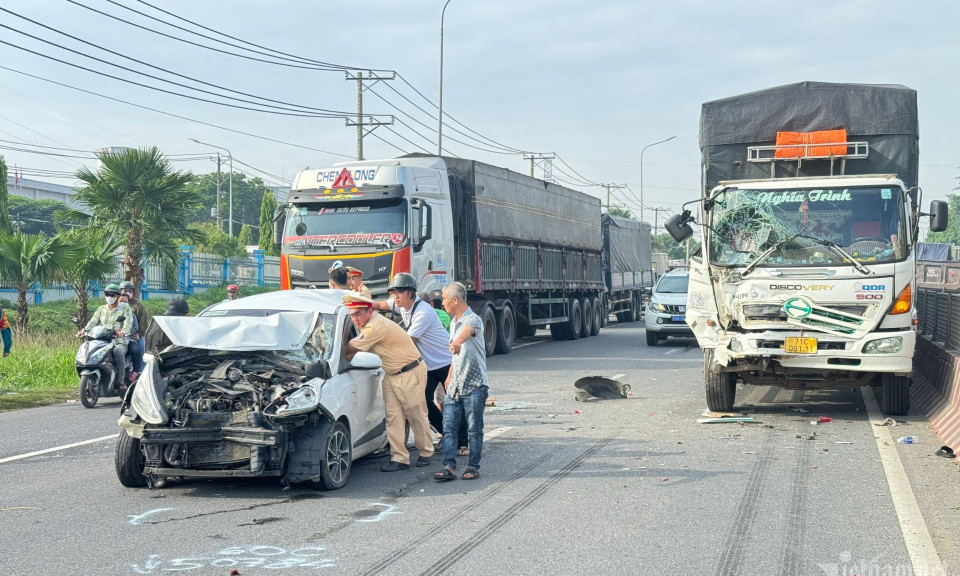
[912,335,960,450]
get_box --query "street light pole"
[438,0,454,156]
[190,138,234,236]
[640,135,676,224]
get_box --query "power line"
[0,36,355,119]
[0,64,353,159]
[0,7,372,118]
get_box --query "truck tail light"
[890,284,911,315]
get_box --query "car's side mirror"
[304,361,332,380]
[349,351,382,371]
[665,212,694,243]
[930,200,949,232]
[273,206,286,247]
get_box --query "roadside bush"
[0,332,76,390]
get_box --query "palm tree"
[74,147,203,292]
[0,231,79,336]
[61,228,124,327]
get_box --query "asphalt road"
[1,320,958,576]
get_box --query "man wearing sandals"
[435,282,489,481]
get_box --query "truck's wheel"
[880,374,910,416]
[480,304,497,357]
[581,298,594,337]
[645,330,658,346]
[115,429,147,488]
[600,298,609,328]
[519,322,538,338]
[316,419,352,491]
[591,297,602,335]
[494,304,515,354]
[629,294,639,322]
[565,298,582,340]
[704,349,736,412]
[549,323,565,340]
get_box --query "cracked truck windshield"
[710,187,906,267]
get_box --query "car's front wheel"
[115,429,147,487]
[316,420,352,490]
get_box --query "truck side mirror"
[665,212,694,243]
[411,200,432,252]
[930,200,949,232]
[272,207,286,247]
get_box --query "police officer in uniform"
[343,293,434,471]
[345,267,372,299]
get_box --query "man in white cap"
[342,293,434,471]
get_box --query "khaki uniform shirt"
[349,312,420,374]
[354,284,372,300]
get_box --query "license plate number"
[784,337,817,354]
[672,315,686,322]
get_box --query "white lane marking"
[484,426,513,440]
[128,508,174,525]
[513,339,548,350]
[861,386,944,574]
[0,433,119,465]
[663,348,680,355]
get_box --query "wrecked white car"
[115,290,388,490]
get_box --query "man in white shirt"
[373,273,452,436]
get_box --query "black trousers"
[426,365,468,447]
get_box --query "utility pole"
[651,207,671,234]
[601,183,627,212]
[523,153,556,182]
[215,153,222,230]
[639,136,676,224]
[438,0,454,155]
[345,72,395,160]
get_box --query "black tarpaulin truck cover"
[602,214,652,275]
[700,81,919,194]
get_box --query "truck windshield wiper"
[741,228,808,276]
[794,233,872,276]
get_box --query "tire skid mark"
[358,448,560,576]
[714,430,776,576]
[418,432,619,576]
[779,437,811,575]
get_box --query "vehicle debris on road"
[573,374,631,401]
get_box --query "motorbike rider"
[77,284,133,381]
[119,281,147,373]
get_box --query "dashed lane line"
[0,433,119,464]
[861,386,944,575]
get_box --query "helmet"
[103,283,121,295]
[119,281,135,292]
[227,284,239,291]
[387,273,417,292]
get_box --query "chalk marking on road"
[860,386,944,575]
[663,348,680,355]
[357,503,402,523]
[128,508,175,526]
[0,433,119,464]
[484,426,513,440]
[512,339,548,350]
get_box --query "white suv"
[644,270,693,346]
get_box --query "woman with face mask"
[77,284,134,380]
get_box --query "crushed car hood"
[153,311,319,351]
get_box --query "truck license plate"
[671,315,686,322]
[784,337,817,354]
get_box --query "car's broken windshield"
[709,186,906,267]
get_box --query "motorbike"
[74,316,134,408]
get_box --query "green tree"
[185,171,273,242]
[259,191,279,255]
[61,228,123,327]
[189,222,247,259]
[652,232,700,260]
[8,196,72,235]
[925,193,960,244]
[0,231,79,335]
[74,147,202,292]
[608,206,636,220]
[238,224,253,248]
[0,156,13,235]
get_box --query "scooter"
[74,316,134,408]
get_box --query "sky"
[1,0,958,228]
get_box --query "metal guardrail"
[917,289,960,351]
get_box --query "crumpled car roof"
[154,311,320,351]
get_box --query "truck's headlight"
[862,337,903,354]
[276,385,319,416]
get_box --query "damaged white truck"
[665,82,948,415]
